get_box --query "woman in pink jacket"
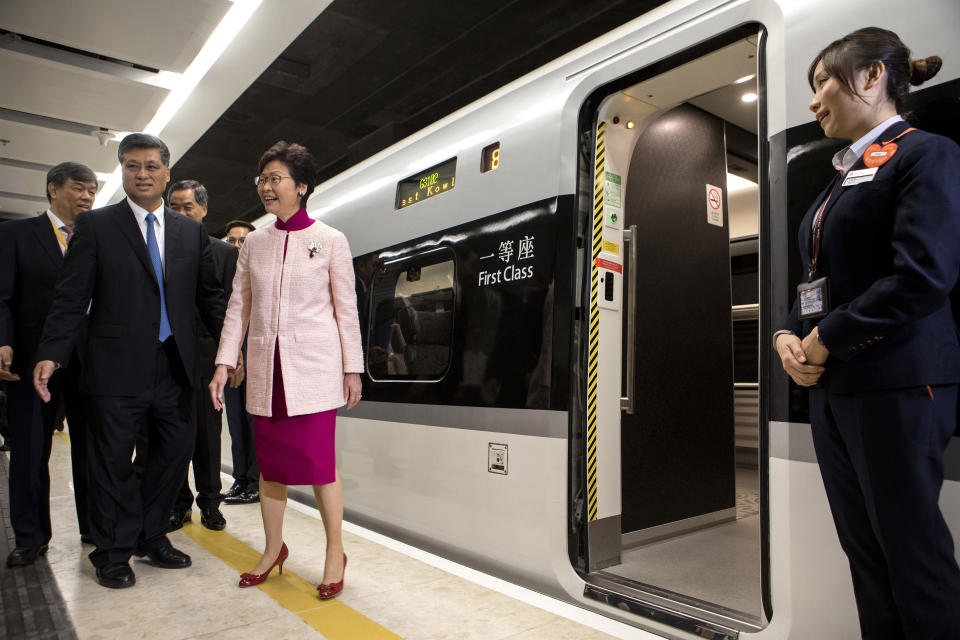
[210,141,363,599]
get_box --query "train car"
[262,0,960,637]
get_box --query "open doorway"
[581,27,764,632]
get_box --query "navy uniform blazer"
[35,199,225,396]
[0,213,79,377]
[782,120,960,394]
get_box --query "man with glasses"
[220,219,259,505]
[32,134,225,589]
[225,219,254,249]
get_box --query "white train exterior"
[257,0,960,637]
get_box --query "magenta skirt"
[253,344,337,485]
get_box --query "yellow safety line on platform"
[51,425,399,637]
[180,519,402,639]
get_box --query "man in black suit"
[166,180,235,532]
[0,162,98,566]
[33,134,225,589]
[221,220,259,505]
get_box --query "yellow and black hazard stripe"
[586,120,605,522]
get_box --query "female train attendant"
[210,141,363,599]
[775,28,960,639]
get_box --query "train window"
[480,142,500,172]
[366,248,456,381]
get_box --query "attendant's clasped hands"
[776,327,829,387]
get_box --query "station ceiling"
[0,0,666,233]
[165,0,667,233]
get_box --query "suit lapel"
[163,208,183,278]
[33,213,64,269]
[114,200,160,286]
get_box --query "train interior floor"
[602,466,762,622]
[0,420,648,640]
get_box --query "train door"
[574,25,766,637]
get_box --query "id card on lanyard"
[797,126,917,320]
[797,174,840,320]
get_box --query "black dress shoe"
[221,481,245,501]
[80,534,95,545]
[200,506,226,531]
[6,544,49,567]
[166,507,192,532]
[135,544,191,569]
[96,562,135,589]
[226,487,259,505]
[225,485,258,505]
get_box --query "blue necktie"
[145,213,172,342]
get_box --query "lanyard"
[48,214,68,254]
[808,126,917,281]
[808,173,841,281]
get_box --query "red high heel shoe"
[317,553,347,599]
[239,543,288,588]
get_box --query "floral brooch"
[308,240,322,258]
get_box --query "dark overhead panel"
[173,0,667,235]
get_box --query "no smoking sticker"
[705,184,723,227]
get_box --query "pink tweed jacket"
[215,220,364,417]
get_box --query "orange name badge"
[863,142,898,168]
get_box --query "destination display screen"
[396,157,457,209]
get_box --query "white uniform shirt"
[831,115,904,172]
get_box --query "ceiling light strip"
[95,0,263,207]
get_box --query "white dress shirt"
[831,114,904,172]
[127,197,166,268]
[45,209,69,254]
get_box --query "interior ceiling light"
[727,172,757,193]
[626,121,635,129]
[735,74,755,84]
[90,128,135,148]
[95,0,263,207]
[741,92,758,103]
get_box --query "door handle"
[620,224,637,414]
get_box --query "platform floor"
[1,425,661,640]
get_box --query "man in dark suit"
[33,134,225,589]
[166,180,235,531]
[221,220,259,505]
[0,162,98,566]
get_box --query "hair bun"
[909,56,942,85]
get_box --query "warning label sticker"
[596,257,622,274]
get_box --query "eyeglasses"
[225,236,246,246]
[254,174,293,188]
